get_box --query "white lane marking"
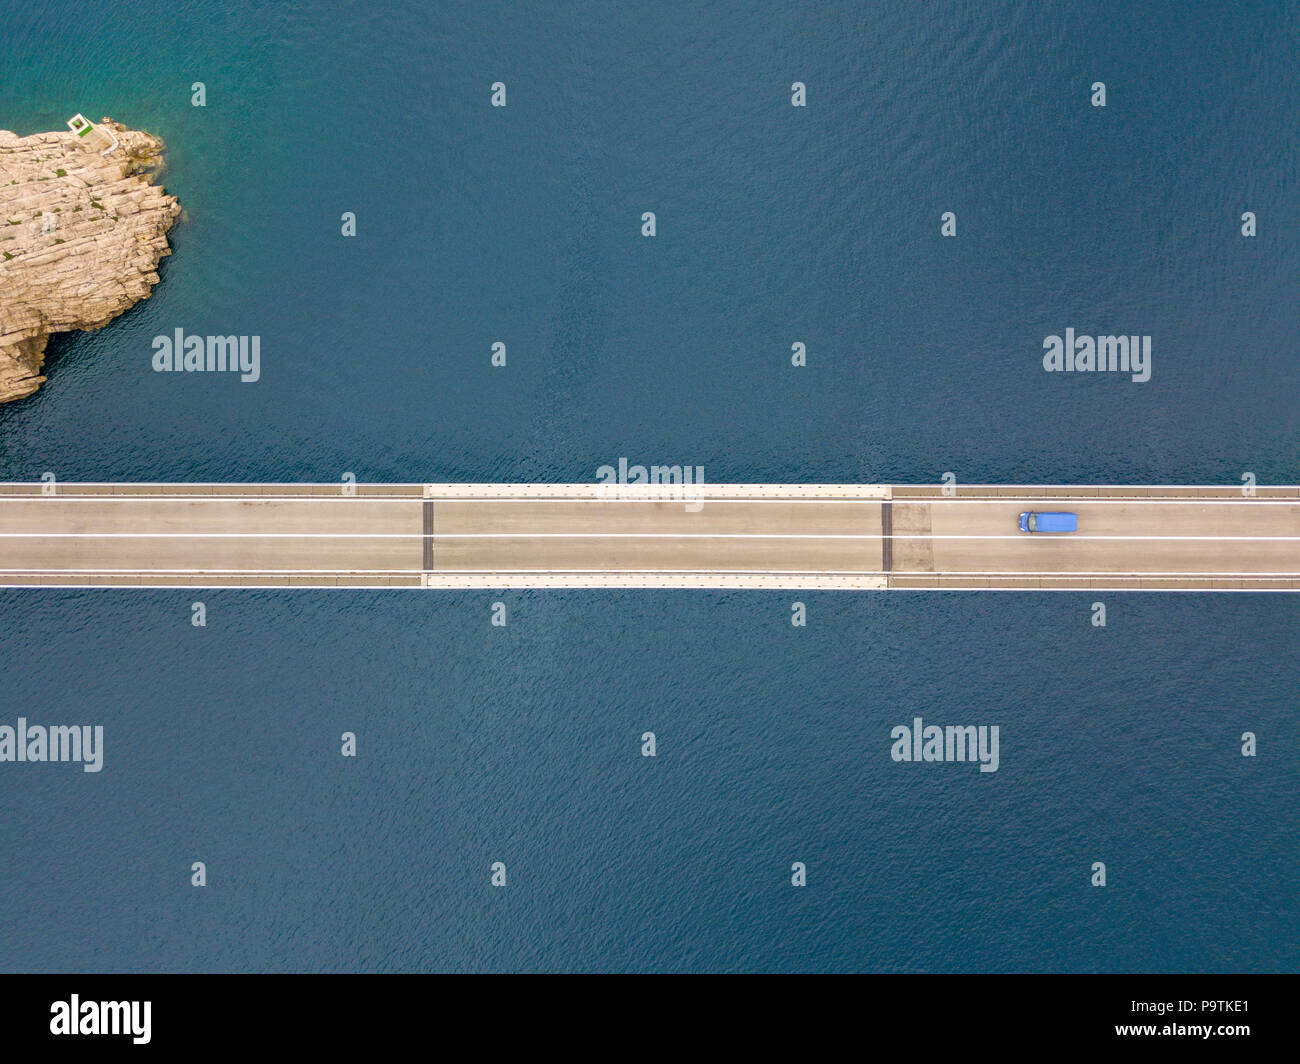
[0,495,1297,505]
[0,480,1284,484]
[428,532,1300,541]
[0,567,883,574]
[0,532,1297,541]
[0,580,1289,587]
[425,497,1300,505]
[0,564,1294,572]
[0,532,422,538]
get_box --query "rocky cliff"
[0,117,181,403]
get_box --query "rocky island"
[0,116,180,403]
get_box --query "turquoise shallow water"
[0,1,1297,971]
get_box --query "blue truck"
[1018,511,1078,533]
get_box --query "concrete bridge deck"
[0,482,1296,590]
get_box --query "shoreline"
[0,116,181,403]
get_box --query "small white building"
[66,113,118,155]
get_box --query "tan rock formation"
[0,117,180,403]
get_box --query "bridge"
[0,482,1296,590]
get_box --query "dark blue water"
[0,1,1296,971]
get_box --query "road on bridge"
[0,483,1295,589]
